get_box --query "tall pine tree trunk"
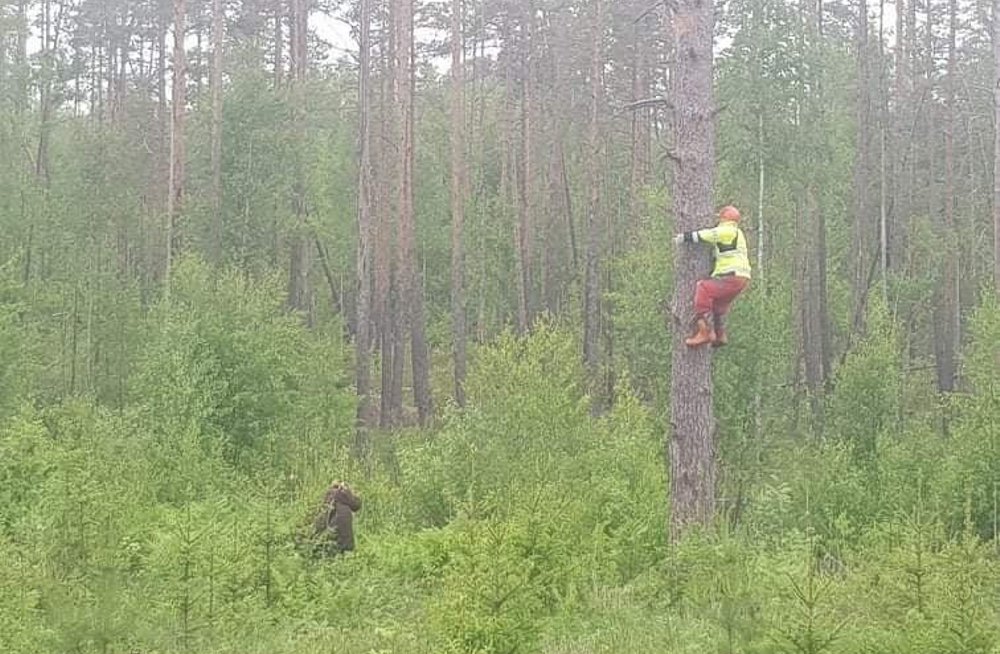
[286,0,311,320]
[166,0,187,293]
[355,0,375,433]
[35,0,54,184]
[210,0,224,263]
[450,0,468,407]
[935,0,959,393]
[517,0,536,331]
[377,2,400,427]
[851,0,872,333]
[877,0,888,296]
[994,0,1000,293]
[395,0,432,424]
[629,13,652,219]
[274,1,283,88]
[892,0,907,275]
[668,0,717,540]
[583,0,603,405]
[501,12,526,335]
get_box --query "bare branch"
[661,148,681,164]
[621,96,672,113]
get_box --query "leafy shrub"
[131,258,353,468]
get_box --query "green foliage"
[430,514,559,654]
[4,277,1000,653]
[937,295,1000,537]
[607,205,672,404]
[132,258,353,468]
[826,298,902,462]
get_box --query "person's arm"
[674,222,735,246]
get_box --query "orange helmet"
[718,205,740,222]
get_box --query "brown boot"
[712,315,727,347]
[685,316,715,348]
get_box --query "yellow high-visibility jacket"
[685,220,752,279]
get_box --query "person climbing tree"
[672,205,752,347]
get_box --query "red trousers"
[694,275,749,318]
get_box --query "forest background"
[4,0,1000,651]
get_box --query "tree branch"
[661,148,682,165]
[621,96,672,113]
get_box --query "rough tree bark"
[450,0,468,407]
[668,0,717,540]
[355,0,375,434]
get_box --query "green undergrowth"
[3,267,1000,654]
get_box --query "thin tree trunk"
[377,1,398,427]
[583,0,603,400]
[935,0,959,393]
[629,12,651,224]
[500,12,526,335]
[892,0,907,275]
[159,14,167,140]
[560,145,578,272]
[879,119,887,300]
[878,0,888,299]
[450,0,468,407]
[116,27,128,123]
[803,186,827,433]
[668,0,717,540]
[994,0,1000,293]
[355,0,375,435]
[15,0,27,103]
[756,112,765,277]
[274,3,283,88]
[167,0,187,294]
[315,238,343,317]
[35,0,54,185]
[543,146,559,314]
[395,0,432,424]
[390,282,405,425]
[517,0,536,330]
[194,3,204,98]
[210,0,224,263]
[472,6,489,340]
[286,0,311,320]
[817,192,831,387]
[851,0,872,333]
